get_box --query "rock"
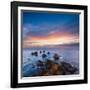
[49,63,64,75]
[42,54,47,59]
[40,60,64,76]
[31,51,38,56]
[31,52,34,56]
[53,53,59,61]
[40,51,42,54]
[45,60,53,69]
[37,60,44,67]
[24,56,78,77]
[40,70,51,76]
[61,61,78,74]
[34,51,38,56]
[43,50,45,53]
[47,52,50,55]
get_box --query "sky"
[22,11,79,48]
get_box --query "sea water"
[22,44,79,77]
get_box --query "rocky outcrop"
[60,61,78,75]
[39,60,78,76]
[25,51,79,77]
[40,60,64,76]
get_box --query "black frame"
[11,1,88,88]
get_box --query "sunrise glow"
[22,11,79,48]
[23,33,79,48]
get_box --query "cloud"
[23,21,79,39]
[23,31,79,48]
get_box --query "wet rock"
[34,51,38,56]
[37,60,44,67]
[61,61,78,74]
[39,60,78,76]
[40,51,42,54]
[31,52,34,56]
[53,53,59,61]
[42,54,47,59]
[40,60,64,76]
[49,63,64,75]
[24,54,78,77]
[47,52,50,55]
[43,50,45,53]
[31,51,38,56]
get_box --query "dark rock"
[31,52,34,56]
[34,51,38,56]
[31,51,38,56]
[42,54,47,59]
[40,60,64,76]
[37,60,44,67]
[45,60,53,69]
[53,53,59,61]
[43,50,45,53]
[40,51,42,54]
[61,61,78,74]
[47,52,50,55]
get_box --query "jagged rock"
[61,61,78,74]
[39,60,78,76]
[49,63,64,75]
[24,52,78,77]
[40,60,64,76]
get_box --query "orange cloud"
[23,32,79,48]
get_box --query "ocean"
[22,44,79,77]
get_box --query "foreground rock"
[60,61,78,75]
[39,60,78,76]
[23,59,79,77]
[40,60,64,76]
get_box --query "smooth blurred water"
[22,44,79,77]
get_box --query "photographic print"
[11,1,87,88]
[22,11,79,77]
